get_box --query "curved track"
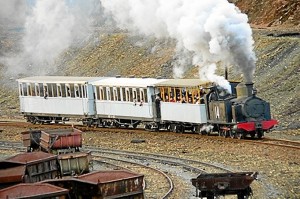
[93,155,173,199]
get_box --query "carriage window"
[66,84,71,97]
[19,83,23,96]
[52,84,57,97]
[38,83,43,97]
[106,87,111,100]
[117,87,121,101]
[78,85,82,98]
[103,87,107,100]
[75,84,80,98]
[95,86,99,100]
[122,88,126,101]
[144,89,148,103]
[126,88,130,101]
[35,84,40,97]
[82,85,86,98]
[70,84,75,98]
[27,84,32,96]
[47,84,53,97]
[57,84,62,97]
[110,87,113,101]
[133,89,139,102]
[113,88,118,101]
[43,84,48,98]
[99,87,103,100]
[140,89,145,102]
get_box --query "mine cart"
[3,152,60,184]
[58,152,92,176]
[191,172,258,199]
[40,128,82,153]
[0,183,69,199]
[45,170,145,199]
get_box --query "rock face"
[233,0,300,28]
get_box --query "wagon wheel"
[250,133,255,139]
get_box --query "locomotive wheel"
[237,133,245,139]
[257,130,263,139]
[229,131,236,139]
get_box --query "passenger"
[188,97,192,103]
[44,88,48,99]
[155,95,161,117]
[169,97,175,102]
[200,87,206,97]
[195,99,200,104]
[181,98,186,103]
[165,95,169,102]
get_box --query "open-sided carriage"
[191,172,258,199]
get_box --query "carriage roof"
[154,79,212,88]
[17,76,100,84]
[89,77,167,88]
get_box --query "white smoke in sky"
[101,0,256,90]
[1,0,99,76]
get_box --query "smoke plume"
[0,0,99,76]
[101,0,256,89]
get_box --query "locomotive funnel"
[236,82,254,98]
[245,82,254,97]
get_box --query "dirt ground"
[0,123,299,199]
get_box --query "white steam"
[1,0,98,76]
[101,0,256,89]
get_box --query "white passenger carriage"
[154,79,213,132]
[87,77,166,128]
[17,76,99,124]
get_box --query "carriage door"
[106,87,112,116]
[86,83,96,116]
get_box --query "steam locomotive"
[205,82,277,138]
[17,76,277,139]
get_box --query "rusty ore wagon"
[45,170,145,199]
[0,152,60,188]
[22,128,83,153]
[191,172,258,199]
[0,183,69,199]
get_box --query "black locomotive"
[206,82,277,138]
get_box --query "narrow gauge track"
[84,146,233,174]
[0,141,25,152]
[242,137,300,150]
[1,121,299,150]
[93,155,173,199]
[85,147,235,198]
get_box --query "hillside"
[0,1,299,131]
